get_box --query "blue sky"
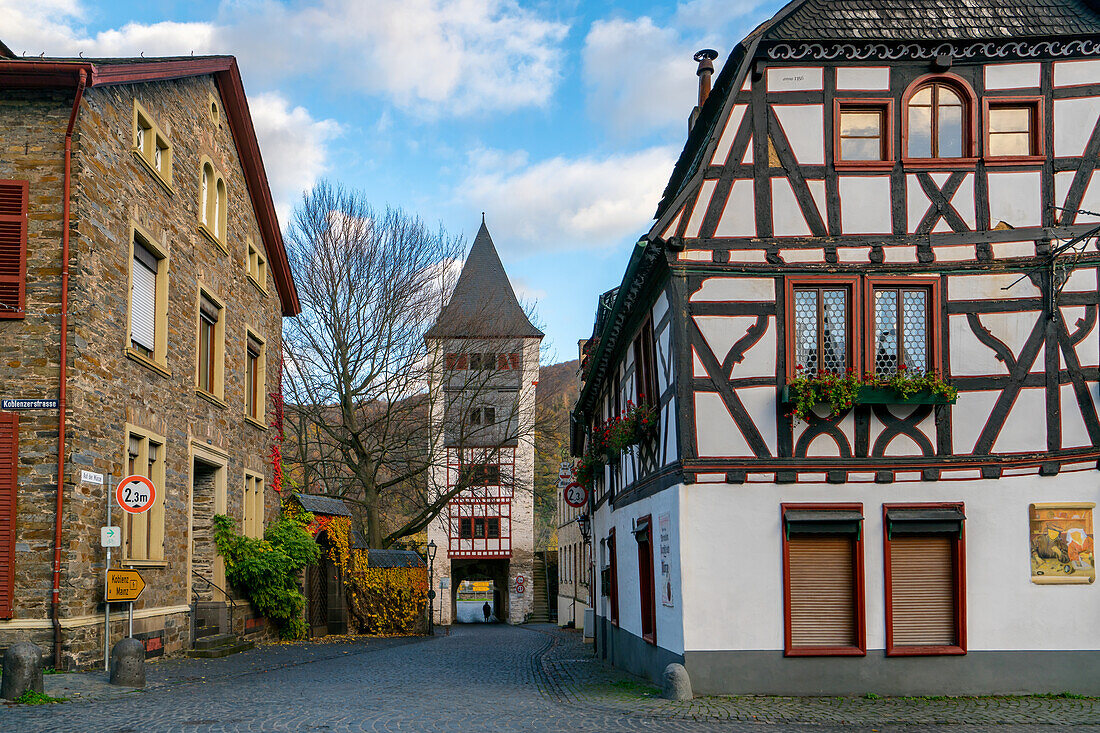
[5,0,784,362]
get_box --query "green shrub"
[213,510,321,639]
[15,689,67,705]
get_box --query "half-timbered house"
[573,0,1100,695]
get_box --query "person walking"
[482,601,492,623]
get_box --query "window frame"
[632,316,660,408]
[784,275,861,382]
[0,179,28,320]
[982,96,1044,165]
[132,100,173,190]
[246,239,268,293]
[833,98,895,170]
[243,470,266,539]
[634,515,656,645]
[781,502,867,657]
[195,287,226,403]
[901,74,979,168]
[198,157,228,253]
[126,222,170,375]
[244,329,267,427]
[122,423,167,565]
[862,276,942,378]
[608,528,619,626]
[882,502,967,657]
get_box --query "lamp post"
[427,540,438,636]
[576,512,591,631]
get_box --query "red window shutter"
[0,412,18,618]
[445,353,458,370]
[0,180,29,319]
[457,355,468,370]
[509,353,520,370]
[497,354,509,370]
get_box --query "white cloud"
[4,0,569,116]
[249,92,342,224]
[459,146,678,254]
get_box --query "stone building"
[0,45,299,668]
[425,221,541,625]
[573,0,1100,695]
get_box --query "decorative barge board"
[572,0,1100,696]
[424,222,542,626]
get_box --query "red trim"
[833,98,895,170]
[635,515,656,645]
[900,73,979,167]
[608,527,619,626]
[0,58,299,316]
[982,95,1045,165]
[0,412,17,619]
[862,276,943,377]
[781,503,866,657]
[783,275,862,382]
[882,502,967,656]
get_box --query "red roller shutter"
[0,412,18,618]
[889,535,957,647]
[0,180,29,318]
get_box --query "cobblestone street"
[3,624,1100,732]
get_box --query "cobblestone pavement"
[1,623,1099,732]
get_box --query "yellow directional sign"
[105,569,146,602]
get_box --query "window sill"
[886,644,966,657]
[126,348,171,378]
[983,155,1044,167]
[784,646,866,657]
[131,149,174,194]
[198,224,230,256]
[244,415,268,431]
[120,558,168,568]
[246,273,269,296]
[834,160,895,172]
[901,158,978,171]
[196,389,227,409]
[0,311,25,320]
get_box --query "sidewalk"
[528,624,1100,726]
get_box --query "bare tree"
[283,181,544,548]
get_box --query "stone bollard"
[1,641,45,700]
[109,638,145,688]
[661,662,693,701]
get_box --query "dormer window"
[906,79,971,159]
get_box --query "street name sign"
[115,475,156,514]
[1,399,58,410]
[105,569,145,602]
[81,470,104,485]
[101,526,121,548]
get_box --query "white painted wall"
[679,473,1100,653]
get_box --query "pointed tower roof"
[426,221,543,340]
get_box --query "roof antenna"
[140,51,145,58]
[481,212,485,224]
[78,51,84,58]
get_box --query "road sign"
[105,569,145,602]
[1,398,58,410]
[81,470,104,485]
[564,482,587,508]
[101,526,121,548]
[115,475,156,514]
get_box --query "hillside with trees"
[533,358,580,549]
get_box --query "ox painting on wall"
[1030,503,1095,584]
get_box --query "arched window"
[906,79,969,159]
[200,164,212,226]
[214,178,226,239]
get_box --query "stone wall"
[0,74,285,667]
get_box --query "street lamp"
[427,539,438,636]
[574,512,591,630]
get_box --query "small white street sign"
[101,526,121,548]
[81,470,104,485]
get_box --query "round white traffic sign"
[564,482,587,508]
[115,475,156,514]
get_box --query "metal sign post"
[103,473,112,672]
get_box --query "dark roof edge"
[0,40,14,59]
[0,56,300,316]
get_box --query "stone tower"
[425,221,542,625]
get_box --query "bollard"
[109,637,145,688]
[1,641,45,700]
[661,662,693,701]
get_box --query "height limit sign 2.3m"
[115,474,156,514]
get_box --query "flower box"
[780,385,957,408]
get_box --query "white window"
[130,240,158,357]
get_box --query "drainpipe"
[53,69,86,670]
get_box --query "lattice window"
[873,287,929,376]
[793,287,848,374]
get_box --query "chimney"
[689,49,719,133]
